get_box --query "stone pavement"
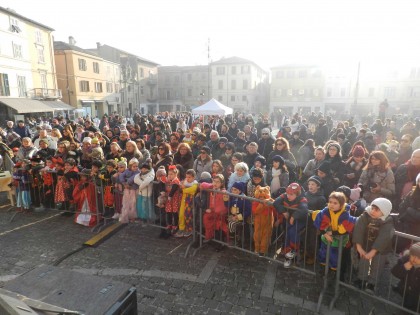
[0,206,408,315]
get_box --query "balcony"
[27,88,62,100]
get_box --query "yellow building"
[54,38,120,117]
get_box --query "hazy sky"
[4,0,420,74]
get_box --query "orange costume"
[252,186,275,255]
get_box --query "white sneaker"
[112,213,120,219]
[285,251,296,260]
[284,259,292,268]
[174,230,184,238]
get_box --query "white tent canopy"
[192,98,233,116]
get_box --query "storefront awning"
[0,98,54,113]
[40,100,74,111]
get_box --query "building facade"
[0,6,64,121]
[157,65,209,113]
[211,57,269,113]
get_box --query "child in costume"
[40,157,55,209]
[101,160,117,218]
[73,169,98,227]
[161,165,182,235]
[227,181,251,246]
[175,169,198,238]
[119,158,140,223]
[53,157,67,210]
[111,158,127,219]
[201,174,229,243]
[252,185,275,256]
[13,161,31,212]
[134,161,155,222]
[352,197,394,293]
[273,183,309,268]
[313,191,356,272]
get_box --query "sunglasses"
[262,133,269,135]
[200,151,207,154]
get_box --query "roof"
[92,44,160,66]
[0,6,54,31]
[211,56,267,73]
[54,41,100,58]
[271,64,319,70]
[0,98,54,114]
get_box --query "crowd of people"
[1,110,420,311]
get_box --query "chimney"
[68,36,76,46]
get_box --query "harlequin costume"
[252,186,275,255]
[178,179,198,234]
[40,163,55,209]
[201,182,228,240]
[313,204,356,269]
[162,168,182,229]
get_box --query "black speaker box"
[3,265,137,315]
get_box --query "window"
[10,18,21,33]
[174,76,180,84]
[298,70,307,78]
[37,46,45,63]
[327,88,332,97]
[231,66,236,75]
[243,79,248,89]
[383,87,395,98]
[93,62,100,74]
[312,89,319,97]
[241,65,250,74]
[0,74,10,96]
[218,95,223,102]
[140,86,144,95]
[140,68,144,78]
[35,30,43,43]
[40,72,47,89]
[276,71,284,79]
[78,59,87,71]
[115,83,120,92]
[106,82,113,93]
[17,76,27,97]
[12,43,22,59]
[80,80,90,92]
[218,80,223,89]
[275,89,282,97]
[368,88,375,97]
[231,95,235,102]
[299,89,305,95]
[409,87,420,98]
[187,73,192,81]
[287,89,293,96]
[187,88,192,97]
[216,67,225,75]
[242,95,247,101]
[231,80,236,90]
[286,70,295,78]
[340,88,346,97]
[166,91,170,100]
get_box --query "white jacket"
[134,169,155,197]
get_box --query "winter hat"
[218,137,228,144]
[272,155,285,164]
[91,137,99,144]
[129,158,139,165]
[317,161,331,175]
[251,167,264,178]
[261,128,270,134]
[12,147,19,152]
[286,183,301,196]
[254,156,266,167]
[409,242,420,258]
[39,139,49,145]
[225,142,235,151]
[336,186,351,201]
[352,145,366,158]
[200,171,211,180]
[117,159,127,168]
[156,166,166,178]
[83,137,92,144]
[327,142,341,153]
[201,146,211,155]
[232,181,246,193]
[367,198,392,221]
[141,162,151,170]
[308,175,322,187]
[350,187,361,202]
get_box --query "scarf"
[270,168,281,193]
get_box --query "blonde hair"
[234,162,249,173]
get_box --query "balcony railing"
[27,88,62,100]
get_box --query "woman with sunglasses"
[267,138,297,179]
[193,146,213,179]
[152,142,173,173]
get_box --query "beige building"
[0,6,66,121]
[158,65,209,112]
[211,57,269,113]
[54,38,121,118]
[270,65,325,116]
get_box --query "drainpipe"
[63,51,71,105]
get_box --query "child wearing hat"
[134,161,155,223]
[343,145,367,188]
[273,183,309,268]
[175,169,198,238]
[227,162,250,192]
[266,155,289,198]
[73,169,97,227]
[118,158,140,223]
[13,161,31,212]
[227,181,252,246]
[111,158,127,219]
[352,197,394,293]
[100,160,117,218]
[391,242,420,312]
